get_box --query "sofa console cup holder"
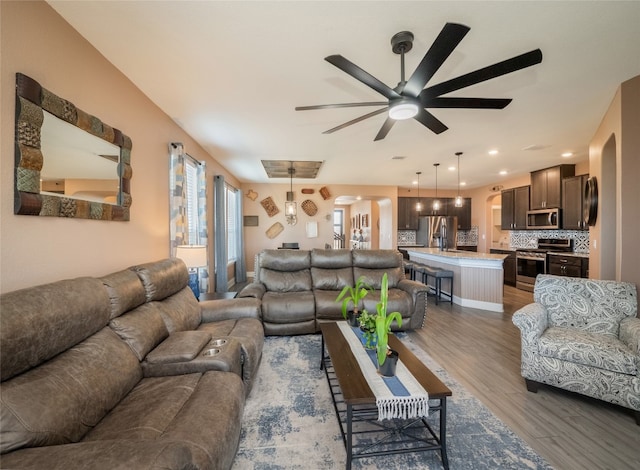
[202,348,221,357]
[210,338,227,347]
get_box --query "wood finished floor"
[408,286,640,470]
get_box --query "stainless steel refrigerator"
[416,216,458,250]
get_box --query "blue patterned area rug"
[232,334,553,470]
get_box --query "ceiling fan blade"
[325,55,401,100]
[414,109,448,134]
[374,117,396,141]
[403,23,470,98]
[423,49,543,98]
[322,107,388,134]
[295,101,388,111]
[421,96,512,109]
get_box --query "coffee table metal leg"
[440,397,449,470]
[346,404,353,470]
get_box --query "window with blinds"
[185,159,199,243]
[226,184,238,262]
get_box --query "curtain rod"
[170,142,202,166]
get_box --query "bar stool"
[412,264,429,283]
[424,266,454,305]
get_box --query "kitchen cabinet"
[530,164,575,210]
[490,249,516,286]
[446,197,472,230]
[562,174,589,230]
[397,197,420,230]
[548,254,589,278]
[501,186,530,230]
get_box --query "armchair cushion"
[539,327,637,375]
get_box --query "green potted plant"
[357,309,377,349]
[336,275,372,326]
[375,272,403,376]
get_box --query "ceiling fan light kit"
[296,23,542,141]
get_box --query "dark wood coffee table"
[320,322,452,469]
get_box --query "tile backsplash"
[398,227,479,247]
[510,230,590,253]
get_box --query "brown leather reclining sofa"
[0,258,263,470]
[239,249,429,335]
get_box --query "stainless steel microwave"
[526,208,560,229]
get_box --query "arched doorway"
[600,134,617,279]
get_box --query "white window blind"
[226,184,238,262]
[185,159,199,243]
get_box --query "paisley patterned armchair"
[512,274,639,424]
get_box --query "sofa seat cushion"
[84,371,245,470]
[262,291,316,324]
[314,290,345,320]
[362,289,413,324]
[539,327,637,375]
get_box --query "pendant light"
[432,163,441,211]
[285,162,297,225]
[454,152,464,208]
[415,171,422,212]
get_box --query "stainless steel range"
[516,238,572,291]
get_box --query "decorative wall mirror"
[14,73,132,220]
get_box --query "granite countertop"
[405,247,507,261]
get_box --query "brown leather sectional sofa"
[239,249,429,335]
[0,258,263,470]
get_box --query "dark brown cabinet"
[398,197,420,230]
[490,249,516,286]
[562,174,589,230]
[501,186,530,230]
[530,164,575,210]
[548,254,589,278]
[446,198,472,230]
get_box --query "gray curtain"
[214,175,227,292]
[235,193,247,283]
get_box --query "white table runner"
[337,322,429,420]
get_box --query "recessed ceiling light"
[561,152,573,157]
[356,196,362,200]
[461,182,467,186]
[412,180,418,185]
[499,170,508,176]
[448,166,456,171]
[488,149,499,155]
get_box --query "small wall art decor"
[266,222,284,239]
[306,221,318,238]
[319,186,331,200]
[362,214,369,228]
[243,215,259,227]
[301,188,315,194]
[245,189,258,201]
[260,196,279,217]
[301,199,318,216]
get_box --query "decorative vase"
[378,349,399,377]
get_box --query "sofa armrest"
[512,303,548,347]
[0,439,194,470]
[397,279,429,330]
[620,316,640,355]
[397,278,429,297]
[200,297,261,323]
[237,282,266,299]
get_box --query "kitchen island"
[406,248,508,312]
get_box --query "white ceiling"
[47,1,640,190]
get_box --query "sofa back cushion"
[258,250,312,292]
[100,269,147,319]
[109,302,169,360]
[534,275,638,336]
[310,249,354,290]
[131,258,189,302]
[157,286,202,333]
[0,277,111,381]
[352,250,404,289]
[0,327,141,454]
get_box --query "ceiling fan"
[296,23,542,141]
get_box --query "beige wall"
[0,1,238,293]
[588,75,640,287]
